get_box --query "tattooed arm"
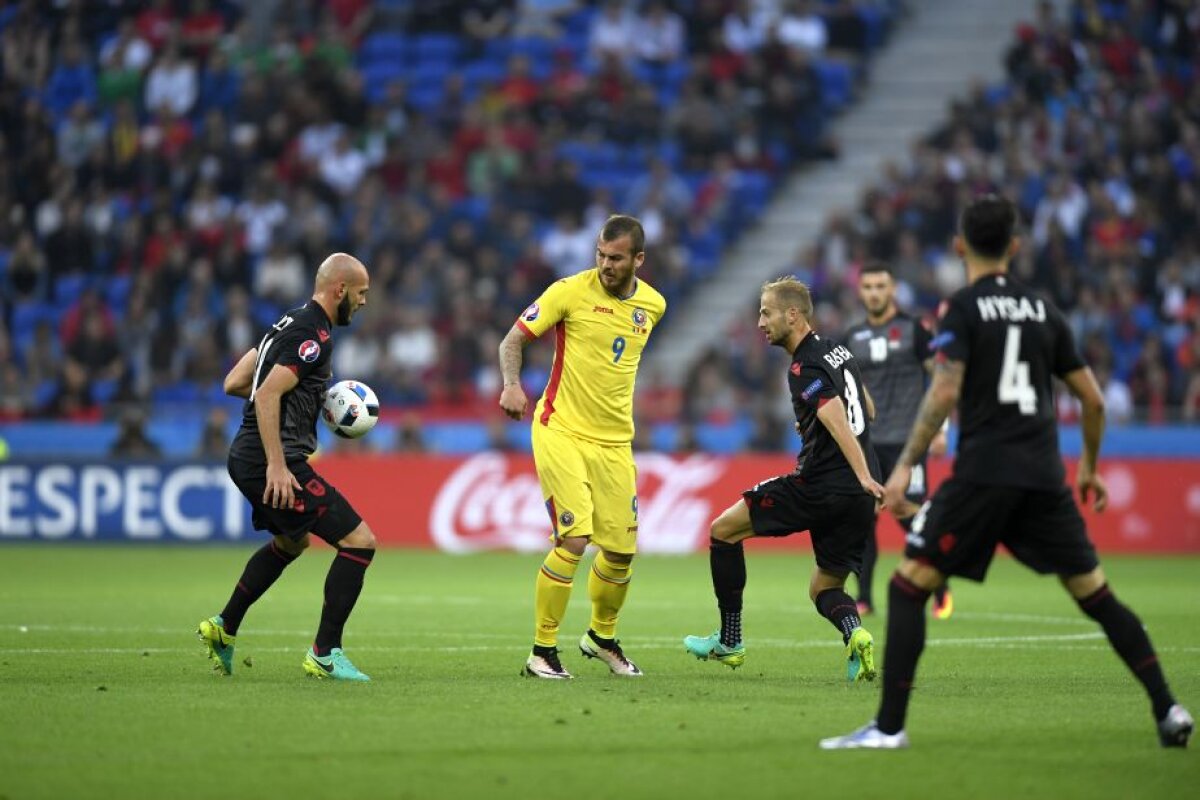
[883,359,964,516]
[498,325,531,420]
[898,359,964,468]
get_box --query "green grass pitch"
[0,546,1196,799]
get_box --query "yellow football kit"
[517,268,666,554]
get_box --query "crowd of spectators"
[679,0,1200,431]
[0,0,896,432]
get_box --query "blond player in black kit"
[684,277,886,682]
[821,195,1192,749]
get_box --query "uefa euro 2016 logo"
[298,340,321,362]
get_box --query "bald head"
[315,252,368,290]
[313,252,370,326]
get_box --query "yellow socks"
[534,546,581,647]
[588,551,632,639]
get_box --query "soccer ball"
[322,380,380,439]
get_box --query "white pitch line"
[0,631,1118,656]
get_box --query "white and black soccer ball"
[322,380,380,439]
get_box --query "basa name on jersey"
[229,302,333,464]
[788,331,880,493]
[517,269,667,445]
[932,273,1084,489]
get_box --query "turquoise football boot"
[303,647,371,682]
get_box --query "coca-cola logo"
[429,453,727,554]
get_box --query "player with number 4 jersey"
[499,215,666,680]
[821,194,1191,751]
[684,277,885,682]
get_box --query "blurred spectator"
[144,42,198,117]
[540,211,594,277]
[395,413,428,452]
[636,1,685,65]
[110,409,162,458]
[589,0,636,65]
[255,240,307,306]
[513,0,581,39]
[197,407,230,458]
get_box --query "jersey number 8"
[843,369,865,435]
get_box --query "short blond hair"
[761,276,813,320]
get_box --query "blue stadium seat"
[11,301,55,335]
[92,378,119,404]
[359,32,409,66]
[460,59,509,87]
[34,380,58,409]
[104,274,133,311]
[814,59,854,113]
[54,274,90,310]
[152,381,201,406]
[413,34,462,63]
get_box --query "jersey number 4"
[998,325,1037,415]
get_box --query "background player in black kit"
[822,195,1192,749]
[684,277,886,682]
[844,263,952,619]
[197,252,379,682]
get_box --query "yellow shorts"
[530,422,639,554]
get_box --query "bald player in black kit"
[198,253,379,682]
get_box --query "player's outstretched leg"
[684,537,747,668]
[525,545,580,679]
[1071,576,1191,747]
[579,551,641,676]
[814,584,876,682]
[306,526,375,682]
[200,537,304,675]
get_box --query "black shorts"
[227,455,362,546]
[905,477,1099,582]
[742,474,875,576]
[874,443,928,503]
[874,443,928,531]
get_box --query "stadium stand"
[0,0,900,451]
[679,0,1200,439]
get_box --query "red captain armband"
[817,395,835,408]
[516,319,537,340]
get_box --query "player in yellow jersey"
[498,214,667,679]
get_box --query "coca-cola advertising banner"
[318,454,1200,554]
[2,455,1197,551]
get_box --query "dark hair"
[600,214,645,256]
[960,194,1017,259]
[860,260,893,278]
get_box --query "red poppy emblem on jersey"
[298,340,320,363]
[632,308,648,327]
[317,329,330,342]
[790,362,802,376]
[889,325,901,341]
[523,303,540,322]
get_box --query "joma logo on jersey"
[593,305,614,314]
[822,345,854,369]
